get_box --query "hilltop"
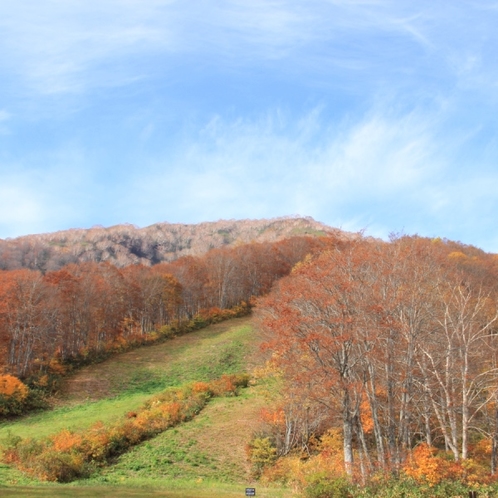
[0,216,348,272]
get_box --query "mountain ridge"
[0,216,354,271]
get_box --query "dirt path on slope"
[193,386,268,479]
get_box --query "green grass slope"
[0,317,250,440]
[0,318,287,497]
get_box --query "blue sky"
[1,1,498,252]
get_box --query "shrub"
[1,436,43,468]
[304,473,353,498]
[51,429,84,453]
[34,450,88,482]
[247,437,277,476]
[209,373,250,397]
[0,375,30,416]
[191,315,207,329]
[159,325,175,338]
[192,381,212,395]
[401,443,492,486]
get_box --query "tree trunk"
[342,388,354,476]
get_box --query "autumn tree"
[0,269,54,377]
[257,239,374,474]
[203,248,241,309]
[157,257,208,319]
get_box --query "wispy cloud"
[0,1,176,95]
[122,100,498,251]
[3,1,496,96]
[127,107,430,224]
[2,100,497,250]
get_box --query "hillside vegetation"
[0,216,346,271]
[253,235,498,496]
[0,233,340,384]
[0,317,287,497]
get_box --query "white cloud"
[0,183,44,226]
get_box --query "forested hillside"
[0,216,345,272]
[0,235,333,383]
[253,234,498,493]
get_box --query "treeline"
[255,235,498,488]
[0,236,330,382]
